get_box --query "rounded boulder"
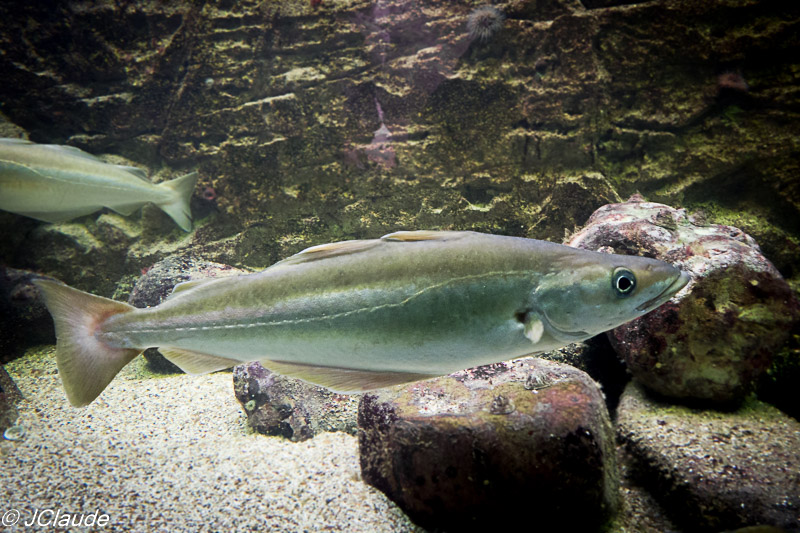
[568,196,799,405]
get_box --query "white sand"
[1,347,423,532]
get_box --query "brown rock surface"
[617,381,800,532]
[358,358,619,531]
[233,361,360,441]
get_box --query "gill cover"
[531,254,686,340]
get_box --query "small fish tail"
[156,171,199,231]
[34,280,140,407]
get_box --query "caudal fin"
[34,280,141,407]
[156,171,199,232]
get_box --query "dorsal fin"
[37,144,151,180]
[260,359,438,393]
[166,278,220,299]
[381,230,472,242]
[115,165,149,181]
[41,143,106,162]
[273,231,472,268]
[273,239,380,267]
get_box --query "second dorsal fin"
[380,230,472,242]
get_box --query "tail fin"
[34,280,141,407]
[156,171,199,232]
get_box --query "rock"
[127,255,250,373]
[0,267,58,364]
[232,362,360,442]
[568,196,800,406]
[358,358,619,531]
[538,335,629,411]
[0,365,22,433]
[617,381,800,532]
[521,171,622,242]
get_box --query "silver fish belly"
[35,230,689,406]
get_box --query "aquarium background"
[0,0,798,532]
[1,0,797,294]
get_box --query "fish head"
[531,252,690,342]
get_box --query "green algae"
[5,345,58,377]
[687,201,800,297]
[111,273,141,303]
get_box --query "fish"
[0,138,198,231]
[34,230,690,407]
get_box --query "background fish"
[34,230,689,407]
[0,138,198,231]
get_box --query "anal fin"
[261,359,437,393]
[109,202,144,216]
[159,347,242,375]
[17,207,101,223]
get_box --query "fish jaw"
[635,269,690,313]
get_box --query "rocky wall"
[0,0,797,295]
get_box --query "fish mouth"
[635,270,690,313]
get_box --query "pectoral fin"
[524,315,545,344]
[159,347,242,375]
[260,359,437,393]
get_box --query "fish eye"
[612,268,636,297]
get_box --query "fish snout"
[635,266,690,313]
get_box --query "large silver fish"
[35,230,690,406]
[0,138,198,231]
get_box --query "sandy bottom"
[1,347,422,532]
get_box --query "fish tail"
[156,171,199,232]
[34,280,141,407]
